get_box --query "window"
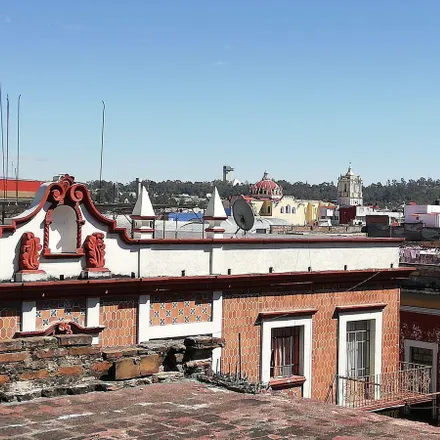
[410,346,433,366]
[404,340,437,392]
[346,320,371,378]
[270,326,302,378]
[286,205,291,214]
[291,207,296,214]
[267,206,271,214]
[261,315,313,398]
[338,310,383,405]
[280,207,284,213]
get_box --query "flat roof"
[1,381,438,438]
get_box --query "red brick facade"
[0,302,21,339]
[100,298,138,347]
[222,287,400,400]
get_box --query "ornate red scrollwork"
[43,174,87,257]
[19,232,42,271]
[84,232,106,269]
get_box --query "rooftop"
[0,381,439,439]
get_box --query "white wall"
[0,200,401,282]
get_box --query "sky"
[1,1,440,185]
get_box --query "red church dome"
[250,171,283,199]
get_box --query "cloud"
[211,60,229,67]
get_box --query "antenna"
[232,198,255,235]
[16,95,21,203]
[5,94,9,202]
[0,84,4,217]
[98,100,105,204]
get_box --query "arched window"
[286,205,291,214]
[291,207,296,214]
[280,207,284,213]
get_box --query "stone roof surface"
[0,381,439,439]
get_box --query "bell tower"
[337,163,363,207]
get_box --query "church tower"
[337,164,363,207]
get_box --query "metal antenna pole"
[0,84,5,221]
[5,95,9,203]
[16,95,21,203]
[98,101,105,204]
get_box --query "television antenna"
[232,198,255,235]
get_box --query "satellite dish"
[233,198,255,232]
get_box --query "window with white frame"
[404,340,437,393]
[337,309,383,404]
[261,315,313,398]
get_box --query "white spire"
[204,187,227,219]
[132,184,155,218]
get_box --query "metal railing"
[327,362,432,409]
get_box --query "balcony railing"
[326,362,432,410]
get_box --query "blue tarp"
[168,212,203,221]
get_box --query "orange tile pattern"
[0,302,21,339]
[150,292,212,326]
[222,287,400,401]
[100,298,138,347]
[36,299,86,330]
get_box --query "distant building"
[337,164,363,207]
[404,202,440,228]
[0,178,43,201]
[246,171,323,225]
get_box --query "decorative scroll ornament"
[84,232,106,268]
[43,174,87,257]
[19,232,42,270]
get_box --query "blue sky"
[1,1,440,185]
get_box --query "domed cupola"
[250,171,283,200]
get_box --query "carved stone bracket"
[16,232,47,282]
[82,232,111,279]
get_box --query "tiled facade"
[0,302,21,339]
[100,298,138,347]
[36,299,86,330]
[149,292,212,326]
[222,287,400,400]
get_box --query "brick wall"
[222,287,400,400]
[0,302,21,339]
[0,334,110,401]
[100,298,138,347]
